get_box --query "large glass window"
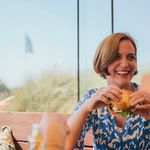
[1,1,149,113]
[0,0,77,113]
[79,0,112,95]
[115,0,150,83]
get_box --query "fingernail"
[130,102,133,106]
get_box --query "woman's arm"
[65,86,121,149]
[65,104,90,149]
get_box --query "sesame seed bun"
[108,89,133,116]
[113,89,132,110]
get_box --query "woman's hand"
[129,91,150,119]
[84,85,122,113]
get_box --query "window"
[0,1,149,113]
[115,0,150,82]
[0,0,77,113]
[79,0,111,94]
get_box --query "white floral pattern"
[73,88,150,150]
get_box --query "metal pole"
[111,0,114,33]
[77,0,80,101]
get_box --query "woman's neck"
[122,82,136,92]
[106,81,135,91]
[106,76,135,91]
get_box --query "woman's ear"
[134,69,138,75]
[103,68,110,78]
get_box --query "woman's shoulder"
[80,88,98,102]
[82,88,98,98]
[73,88,98,112]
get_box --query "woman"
[66,33,150,149]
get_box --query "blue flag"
[25,34,33,54]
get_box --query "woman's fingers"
[100,86,122,101]
[89,85,122,110]
[130,90,150,106]
[94,94,110,108]
[135,104,150,109]
[144,92,150,101]
[130,91,143,100]
[98,95,111,105]
[130,97,145,106]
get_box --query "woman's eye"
[128,55,136,61]
[114,54,120,60]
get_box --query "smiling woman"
[106,39,137,89]
[66,33,150,150]
[93,33,137,80]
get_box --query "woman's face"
[107,40,137,88]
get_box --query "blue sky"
[0,0,77,87]
[0,0,150,87]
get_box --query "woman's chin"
[107,75,132,89]
[115,80,131,89]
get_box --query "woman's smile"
[107,40,137,88]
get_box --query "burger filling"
[109,103,134,117]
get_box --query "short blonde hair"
[93,33,137,79]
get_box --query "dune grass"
[4,70,77,113]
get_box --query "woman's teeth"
[116,71,129,75]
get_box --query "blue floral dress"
[73,88,150,150]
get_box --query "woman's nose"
[120,58,129,67]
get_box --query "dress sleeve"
[73,89,97,149]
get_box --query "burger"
[108,89,134,117]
